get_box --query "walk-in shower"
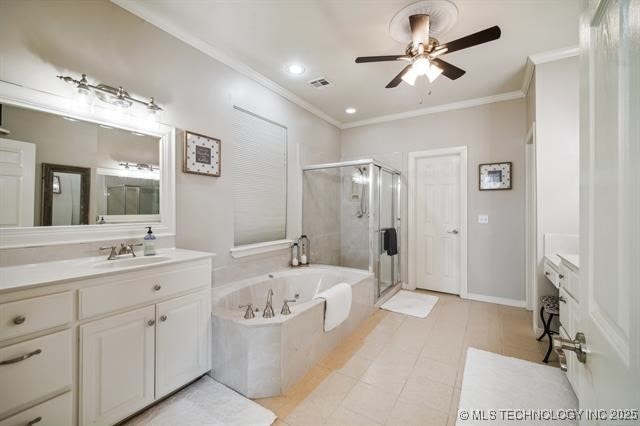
[302,159,401,299]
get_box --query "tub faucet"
[263,289,275,318]
[281,299,296,315]
[239,304,255,319]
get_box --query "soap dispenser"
[143,226,157,256]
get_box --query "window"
[231,106,287,246]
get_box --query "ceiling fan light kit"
[356,0,501,89]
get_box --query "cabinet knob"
[544,271,550,276]
[147,319,155,326]
[160,315,167,322]
[559,274,564,279]
[559,296,567,304]
[153,284,162,291]
[13,315,26,325]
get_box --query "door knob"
[447,229,459,234]
[553,332,588,371]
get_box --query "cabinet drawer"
[0,392,72,426]
[79,261,210,319]
[0,330,72,416]
[0,292,72,341]
[543,261,559,288]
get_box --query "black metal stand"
[537,306,556,363]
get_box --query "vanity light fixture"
[118,161,159,172]
[345,107,357,114]
[57,73,163,119]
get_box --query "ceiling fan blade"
[385,64,413,88]
[355,55,408,63]
[409,14,430,48]
[431,58,466,80]
[434,26,501,55]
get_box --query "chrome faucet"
[99,242,142,260]
[263,289,275,318]
[118,242,143,257]
[239,304,255,319]
[281,299,296,315]
[99,246,119,260]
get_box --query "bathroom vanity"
[0,249,213,426]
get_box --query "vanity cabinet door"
[80,306,155,426]
[155,290,211,398]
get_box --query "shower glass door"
[378,168,399,297]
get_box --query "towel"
[313,283,352,332]
[383,227,398,256]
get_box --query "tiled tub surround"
[211,266,375,398]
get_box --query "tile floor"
[254,290,558,426]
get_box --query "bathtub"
[210,265,375,398]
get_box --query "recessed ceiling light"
[345,107,357,114]
[287,64,305,75]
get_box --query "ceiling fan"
[355,14,501,88]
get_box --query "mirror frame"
[0,80,176,249]
[41,163,91,226]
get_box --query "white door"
[411,151,463,294]
[576,0,640,418]
[155,290,211,398]
[0,138,35,227]
[80,306,155,426]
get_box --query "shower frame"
[302,159,402,299]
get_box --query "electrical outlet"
[478,215,489,224]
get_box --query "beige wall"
[0,0,341,281]
[535,57,580,237]
[341,99,527,302]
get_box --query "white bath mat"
[380,290,439,318]
[457,348,578,425]
[123,376,276,426]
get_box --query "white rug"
[380,290,439,318]
[124,376,276,426]
[457,348,578,425]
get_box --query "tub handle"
[239,304,255,319]
[281,299,296,315]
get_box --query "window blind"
[231,107,287,246]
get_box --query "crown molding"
[111,0,342,129]
[341,90,525,129]
[520,45,579,96]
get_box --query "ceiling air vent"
[308,77,332,89]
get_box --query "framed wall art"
[183,130,221,177]
[479,162,512,190]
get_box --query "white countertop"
[558,253,579,270]
[0,248,215,294]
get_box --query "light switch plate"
[478,215,489,224]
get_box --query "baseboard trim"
[464,293,526,308]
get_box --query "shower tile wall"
[339,167,369,270]
[302,169,341,265]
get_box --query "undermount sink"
[91,255,171,269]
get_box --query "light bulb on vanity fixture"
[57,73,163,121]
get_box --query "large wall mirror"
[0,94,175,248]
